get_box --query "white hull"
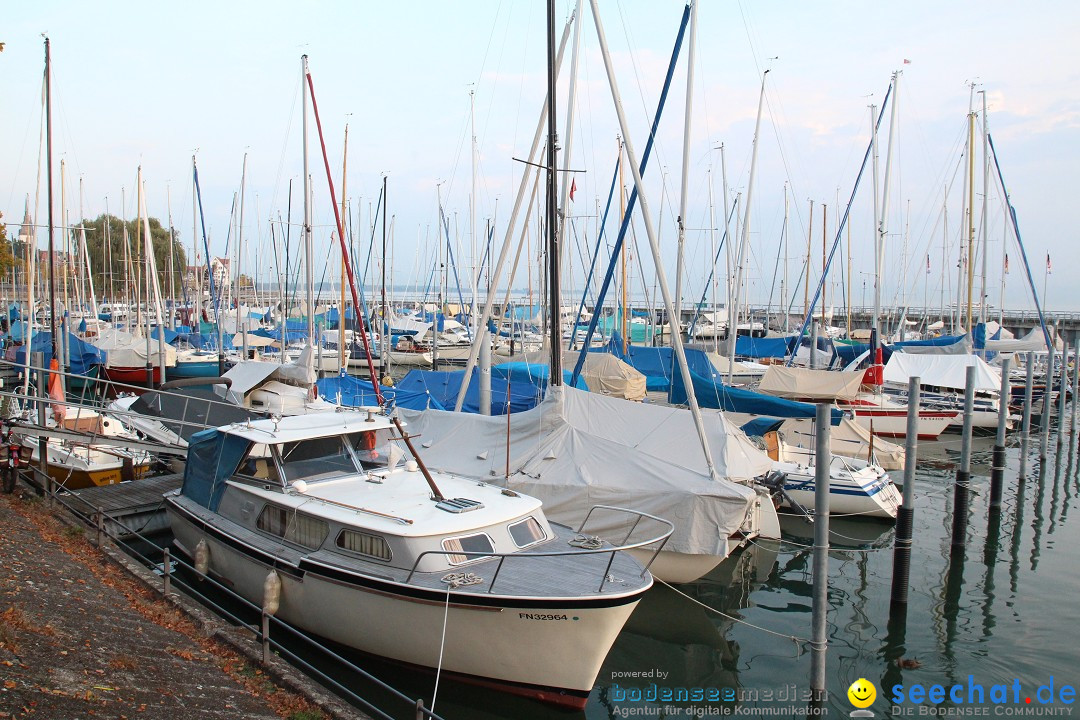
[774,460,901,519]
[169,509,638,704]
[851,408,955,439]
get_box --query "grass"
[63,524,84,539]
[286,711,326,720]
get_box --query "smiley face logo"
[847,678,876,708]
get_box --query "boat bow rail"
[405,504,674,593]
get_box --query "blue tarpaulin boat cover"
[316,374,445,411]
[491,363,587,392]
[594,333,673,391]
[151,326,181,345]
[670,369,843,424]
[396,368,554,415]
[181,428,252,512]
[14,332,106,375]
[734,335,798,359]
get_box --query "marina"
[2,1,1079,717]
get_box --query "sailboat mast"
[869,103,880,337]
[674,0,697,319]
[340,123,349,370]
[166,186,176,328]
[978,89,990,342]
[619,136,627,353]
[45,38,59,359]
[546,0,562,383]
[381,174,388,373]
[729,69,768,382]
[302,54,315,349]
[965,110,976,330]
[878,71,900,339]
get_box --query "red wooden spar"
[304,68,383,408]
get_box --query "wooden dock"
[62,473,183,538]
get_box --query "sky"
[2,1,1079,315]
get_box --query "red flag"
[569,178,577,202]
[1004,253,1009,275]
[903,59,912,65]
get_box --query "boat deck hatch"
[436,497,485,514]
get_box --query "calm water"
[351,423,1080,719]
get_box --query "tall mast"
[719,144,730,353]
[727,69,768,382]
[965,109,976,330]
[302,54,315,349]
[166,185,176,328]
[619,136,627,353]
[546,0,562,383]
[782,183,790,333]
[820,203,827,328]
[877,71,899,339]
[674,0,698,318]
[79,179,98,328]
[804,199,813,321]
[381,174,388,371]
[45,37,58,359]
[589,0,718,480]
[469,88,478,333]
[869,103,881,337]
[340,123,349,370]
[978,89,990,344]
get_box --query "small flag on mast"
[1004,253,1009,274]
[926,253,931,274]
[903,59,912,65]
[1047,253,1052,274]
[569,178,577,202]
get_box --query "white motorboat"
[165,409,669,707]
[766,452,902,520]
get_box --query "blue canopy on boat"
[181,428,252,512]
[396,368,549,415]
[670,369,843,424]
[734,335,798,359]
[594,333,673,391]
[151,326,181,345]
[14,332,106,375]
[316,374,445,411]
[491,363,588,392]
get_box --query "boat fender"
[194,539,210,576]
[263,571,281,616]
[404,460,419,473]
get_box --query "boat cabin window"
[235,444,280,484]
[335,529,392,561]
[442,533,495,565]
[276,435,363,483]
[508,516,547,548]
[256,504,329,550]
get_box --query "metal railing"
[13,465,445,720]
[405,504,674,593]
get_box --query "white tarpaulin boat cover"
[218,345,317,404]
[777,417,905,470]
[400,385,767,556]
[899,334,973,355]
[542,350,646,401]
[758,365,863,401]
[985,326,1062,353]
[94,328,177,368]
[883,352,1001,392]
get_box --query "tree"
[80,214,187,302]
[0,212,17,277]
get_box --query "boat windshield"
[275,435,364,483]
